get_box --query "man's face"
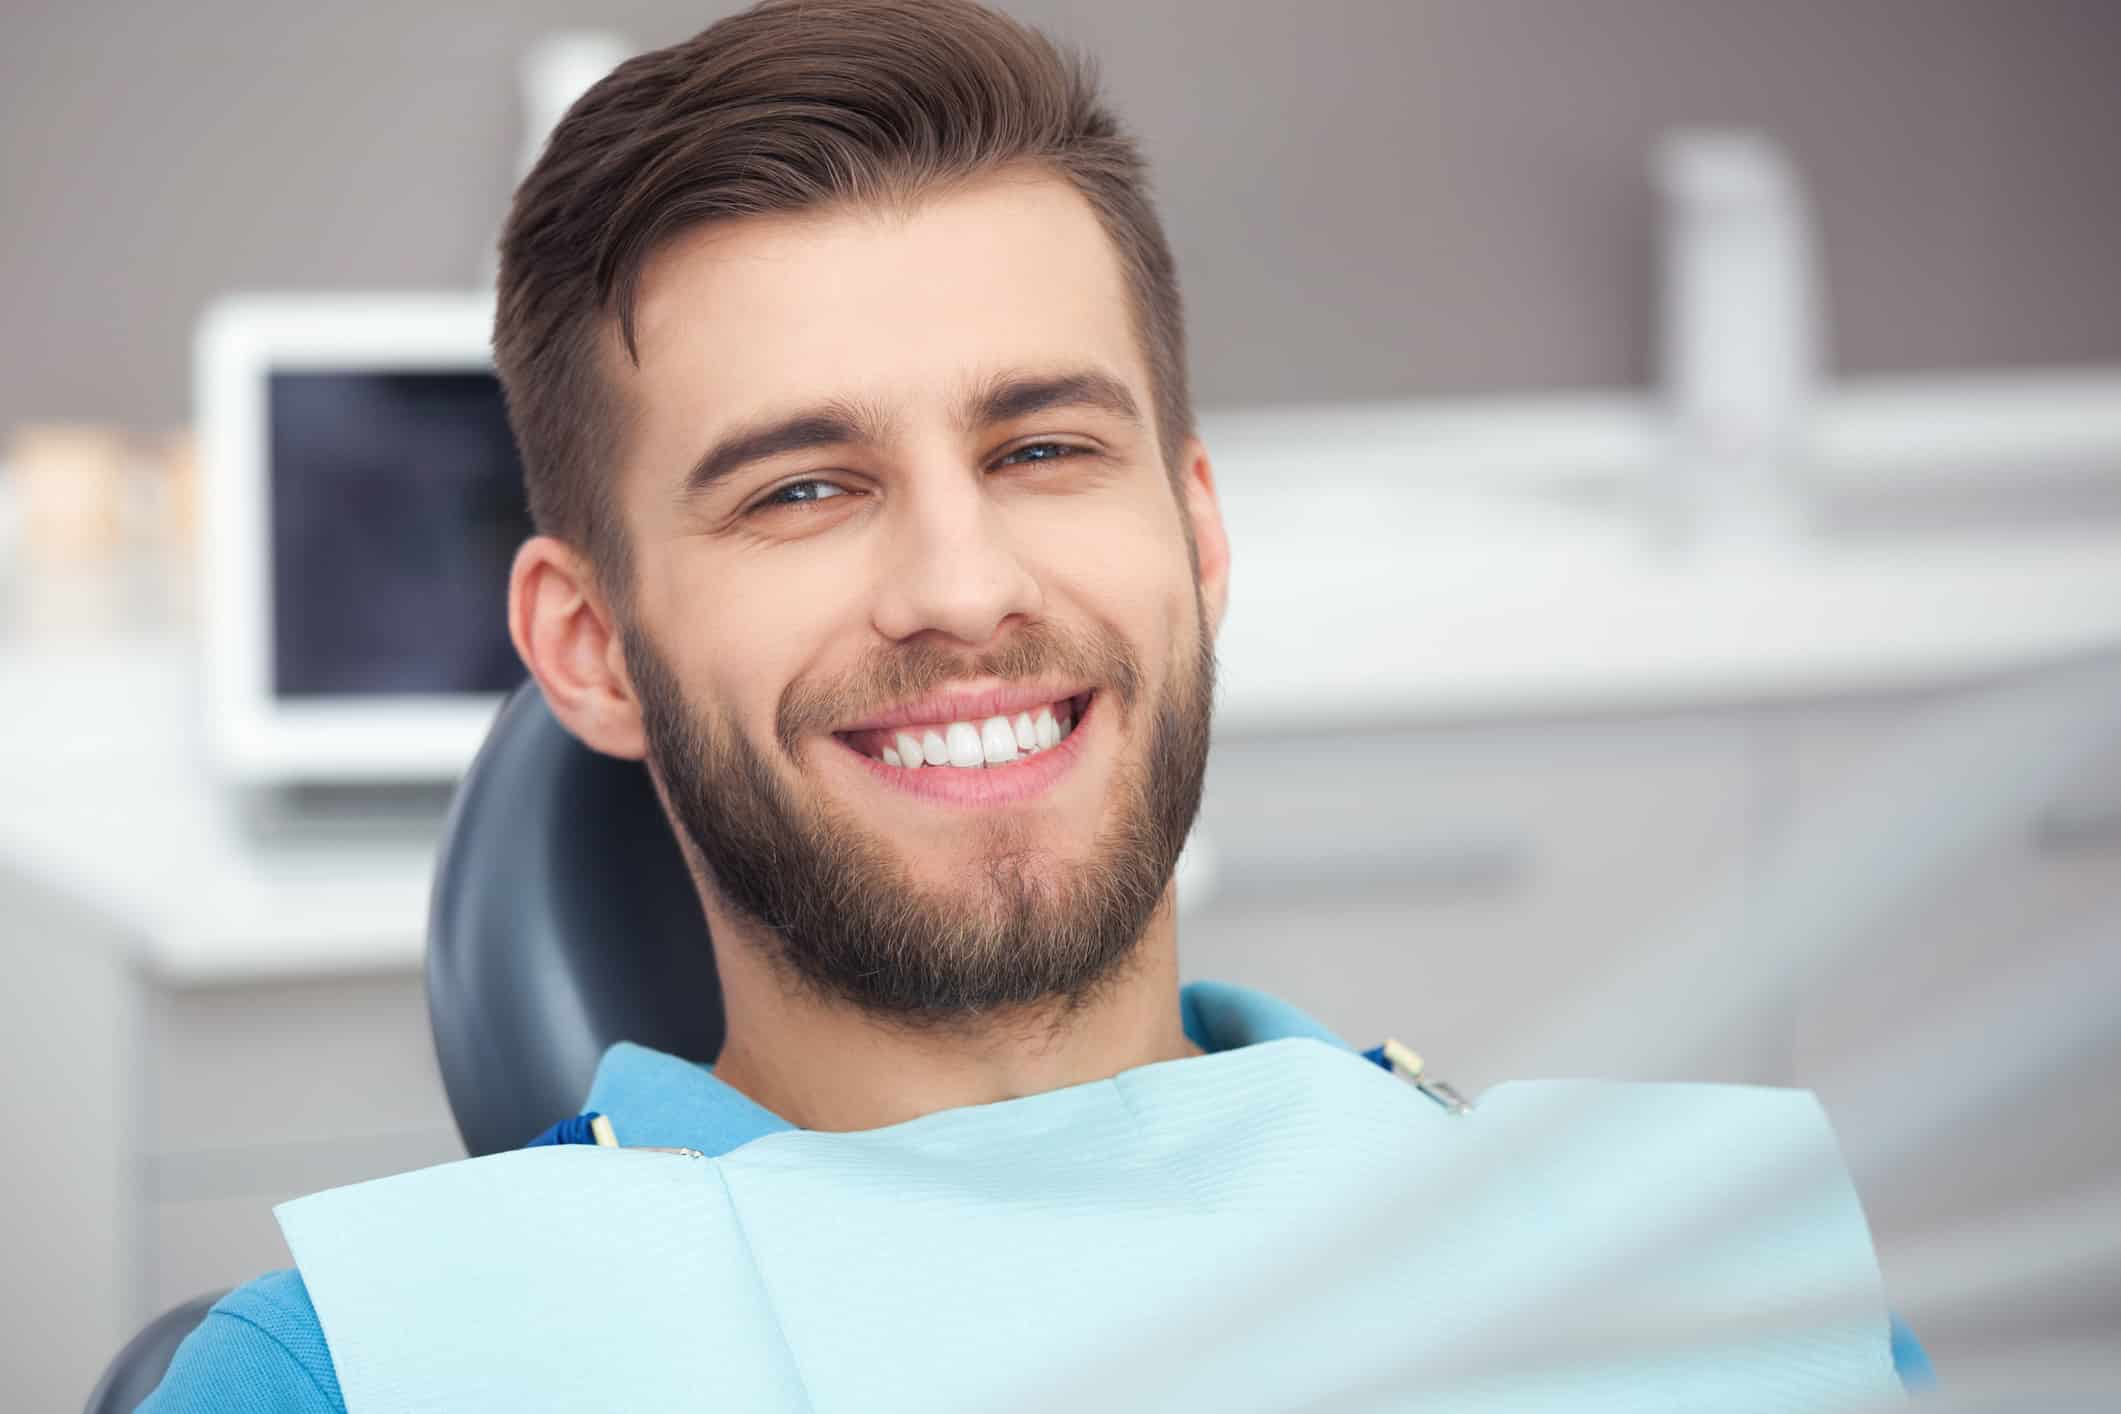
[607,171,1225,1020]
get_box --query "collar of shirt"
[580,979,1352,1155]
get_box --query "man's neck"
[704,899,1200,1133]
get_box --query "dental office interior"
[4,0,2119,1407]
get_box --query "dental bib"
[277,1039,1904,1412]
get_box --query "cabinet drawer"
[1185,713,1770,1093]
[1785,690,2121,1050]
[1782,687,2121,1238]
[145,969,458,1159]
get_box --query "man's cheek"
[1038,510,1185,606]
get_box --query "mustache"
[776,618,1144,757]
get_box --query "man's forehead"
[618,172,1150,438]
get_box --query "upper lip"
[834,681,1091,734]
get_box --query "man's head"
[498,0,1230,1026]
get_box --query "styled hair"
[492,0,1191,598]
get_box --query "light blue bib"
[278,1039,1903,1412]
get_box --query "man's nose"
[869,475,1043,648]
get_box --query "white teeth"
[980,716,1018,764]
[945,721,985,768]
[876,702,1083,769]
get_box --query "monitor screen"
[267,370,533,698]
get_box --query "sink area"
[1183,129,2121,734]
[1196,369,2121,734]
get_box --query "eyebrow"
[677,368,1143,503]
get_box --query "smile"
[829,691,1098,808]
[837,692,1087,769]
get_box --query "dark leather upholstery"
[426,681,724,1157]
[87,682,723,1409]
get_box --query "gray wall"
[4,0,2119,436]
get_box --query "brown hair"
[493,0,1191,599]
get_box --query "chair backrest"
[427,680,726,1156]
[88,683,725,1409]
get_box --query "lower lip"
[833,694,1098,809]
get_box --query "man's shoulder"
[138,1268,343,1413]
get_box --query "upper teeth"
[879,704,1074,768]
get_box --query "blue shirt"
[141,982,1930,1408]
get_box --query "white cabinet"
[0,936,458,1410]
[145,971,457,1156]
[141,971,465,1314]
[1778,686,2121,1371]
[1183,714,1772,1094]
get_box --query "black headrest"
[426,682,725,1156]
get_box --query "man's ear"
[508,535,648,760]
[1176,436,1231,637]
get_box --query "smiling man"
[141,3,1925,1409]
[571,175,1225,1127]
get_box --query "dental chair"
[85,683,724,1412]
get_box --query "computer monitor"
[197,294,533,784]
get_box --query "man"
[144,2,1925,1408]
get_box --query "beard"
[622,606,1216,1026]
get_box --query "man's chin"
[898,841,1079,902]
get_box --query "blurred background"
[3,1,2117,1408]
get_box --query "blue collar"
[581,979,1350,1154]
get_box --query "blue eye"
[998,441,1087,467]
[760,479,847,509]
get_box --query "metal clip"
[1381,1038,1472,1115]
